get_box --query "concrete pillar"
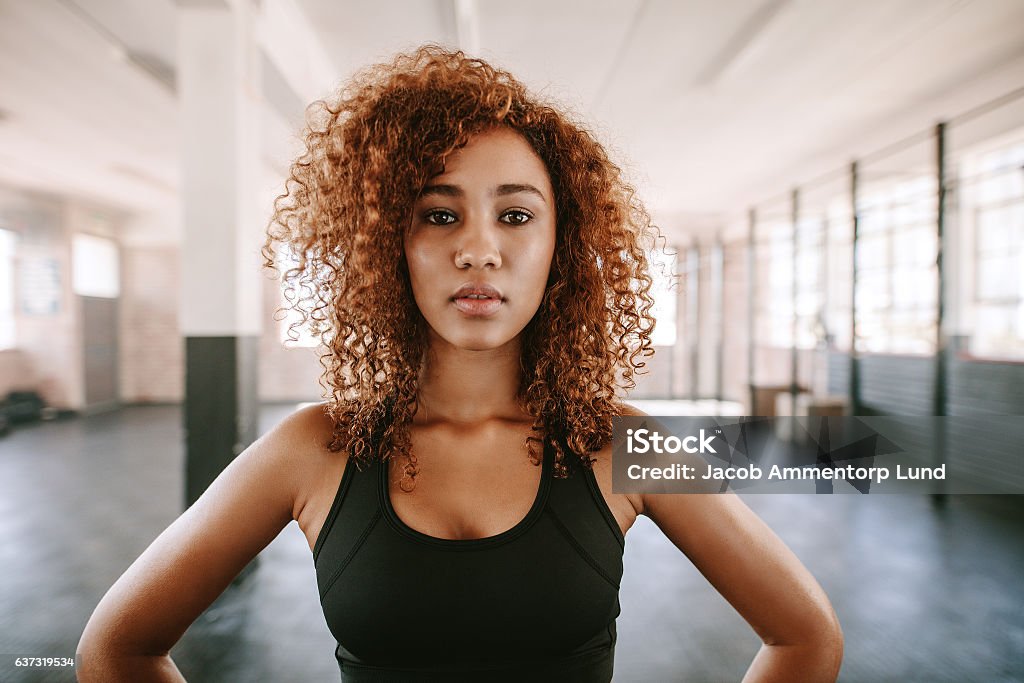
[178,1,263,508]
[686,245,700,399]
[712,236,724,401]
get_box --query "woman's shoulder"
[266,402,339,454]
[570,401,648,461]
[616,401,648,417]
[260,402,352,523]
[260,403,345,481]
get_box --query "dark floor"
[1,405,1023,682]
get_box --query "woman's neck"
[414,335,528,425]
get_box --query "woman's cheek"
[404,241,437,302]
[525,238,556,297]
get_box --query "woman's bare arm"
[76,404,328,681]
[641,488,843,681]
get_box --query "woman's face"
[405,126,556,352]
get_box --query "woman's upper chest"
[298,422,640,551]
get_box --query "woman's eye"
[501,209,533,226]
[424,209,457,226]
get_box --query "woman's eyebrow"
[420,183,462,198]
[418,183,547,203]
[495,183,546,203]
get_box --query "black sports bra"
[312,431,626,682]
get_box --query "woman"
[78,45,842,681]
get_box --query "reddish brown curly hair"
[263,44,659,488]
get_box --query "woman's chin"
[438,329,519,353]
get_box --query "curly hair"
[263,44,660,490]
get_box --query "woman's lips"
[452,296,503,317]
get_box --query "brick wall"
[118,245,324,404]
[119,246,183,403]
[0,187,83,410]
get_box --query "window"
[854,177,937,354]
[962,138,1024,358]
[752,219,794,348]
[795,215,826,349]
[824,197,854,351]
[751,213,830,351]
[72,234,120,298]
[0,229,15,350]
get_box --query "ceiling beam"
[55,0,176,94]
[255,0,336,104]
[693,0,792,87]
[590,0,650,111]
[453,0,481,54]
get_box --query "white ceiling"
[0,0,179,213]
[1,0,1023,243]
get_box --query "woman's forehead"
[424,128,552,197]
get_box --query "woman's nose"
[454,218,502,269]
